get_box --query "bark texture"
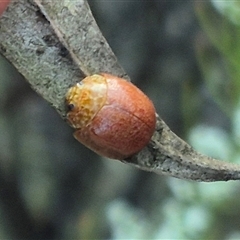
[1,0,240,181]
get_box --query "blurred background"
[1,1,240,239]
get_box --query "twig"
[1,0,240,181]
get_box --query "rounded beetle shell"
[66,73,156,160]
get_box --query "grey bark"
[1,0,240,182]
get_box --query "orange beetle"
[66,73,156,160]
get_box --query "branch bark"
[1,0,240,182]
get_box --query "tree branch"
[1,0,240,182]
